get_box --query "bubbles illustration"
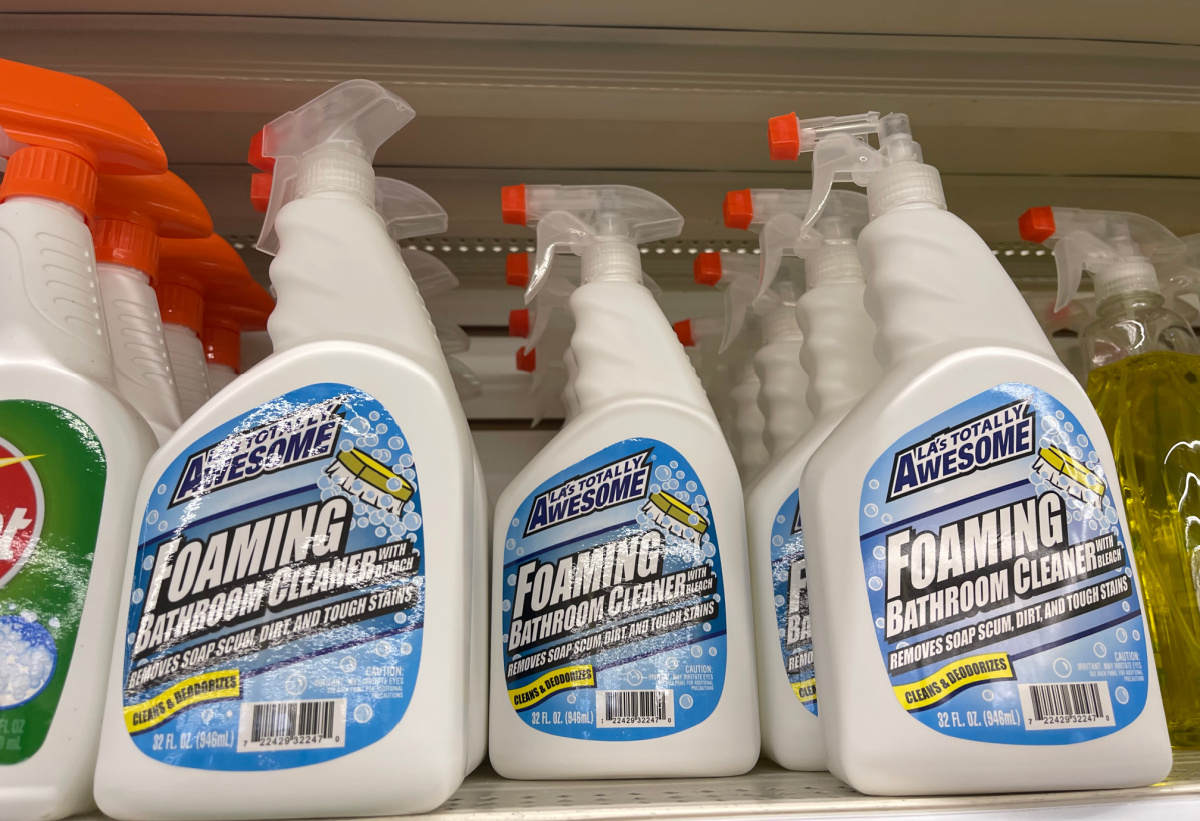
[0,617,55,708]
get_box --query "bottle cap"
[93,171,212,280]
[157,234,254,334]
[399,248,458,297]
[203,280,275,371]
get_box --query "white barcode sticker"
[238,699,346,752]
[595,689,675,727]
[1018,682,1115,730]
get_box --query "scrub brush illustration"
[326,448,415,515]
[1032,445,1105,508]
[641,492,709,546]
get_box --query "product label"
[502,439,726,739]
[770,488,817,715]
[861,384,1149,743]
[121,384,425,770]
[0,401,106,763]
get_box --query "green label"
[0,400,106,763]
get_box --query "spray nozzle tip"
[723,189,755,229]
[516,346,537,372]
[768,113,801,161]
[501,184,527,226]
[1019,207,1056,243]
[693,252,723,286]
[247,129,274,171]
[506,252,530,287]
[509,308,530,338]
[250,172,272,213]
[673,319,695,347]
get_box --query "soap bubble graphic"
[0,616,56,708]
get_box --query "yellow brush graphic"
[641,491,709,546]
[325,448,414,516]
[1033,445,1105,507]
[0,455,42,470]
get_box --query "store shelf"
[421,753,1200,820]
[80,753,1200,821]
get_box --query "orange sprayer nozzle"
[156,235,254,334]
[0,58,167,221]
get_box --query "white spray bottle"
[739,187,877,771]
[769,111,1170,793]
[491,183,759,779]
[92,171,213,443]
[0,58,164,821]
[96,80,473,819]
[379,191,491,775]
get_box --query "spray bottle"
[673,313,730,436]
[154,235,256,418]
[696,244,812,485]
[1022,291,1093,387]
[0,58,164,821]
[96,80,473,818]
[735,187,877,771]
[1021,206,1200,748]
[396,243,490,773]
[508,253,579,425]
[202,279,275,393]
[491,183,758,778]
[93,171,213,443]
[769,111,1169,793]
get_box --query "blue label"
[121,384,425,770]
[860,383,1149,743]
[502,439,726,739]
[770,488,817,715]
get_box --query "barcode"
[595,690,674,727]
[1019,682,1115,730]
[238,699,346,751]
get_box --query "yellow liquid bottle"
[1085,295,1200,748]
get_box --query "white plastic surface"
[97,262,184,444]
[799,203,1171,795]
[748,274,880,773]
[161,323,212,419]
[730,359,768,483]
[0,197,157,821]
[205,361,237,393]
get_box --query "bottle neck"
[1095,289,1164,318]
[267,192,448,375]
[568,280,714,418]
[0,195,117,388]
[796,279,881,423]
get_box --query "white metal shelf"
[82,753,1200,821]
[421,753,1200,820]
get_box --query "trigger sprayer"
[1018,206,1186,312]
[764,111,942,290]
[249,80,416,255]
[502,184,682,302]
[506,253,577,424]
